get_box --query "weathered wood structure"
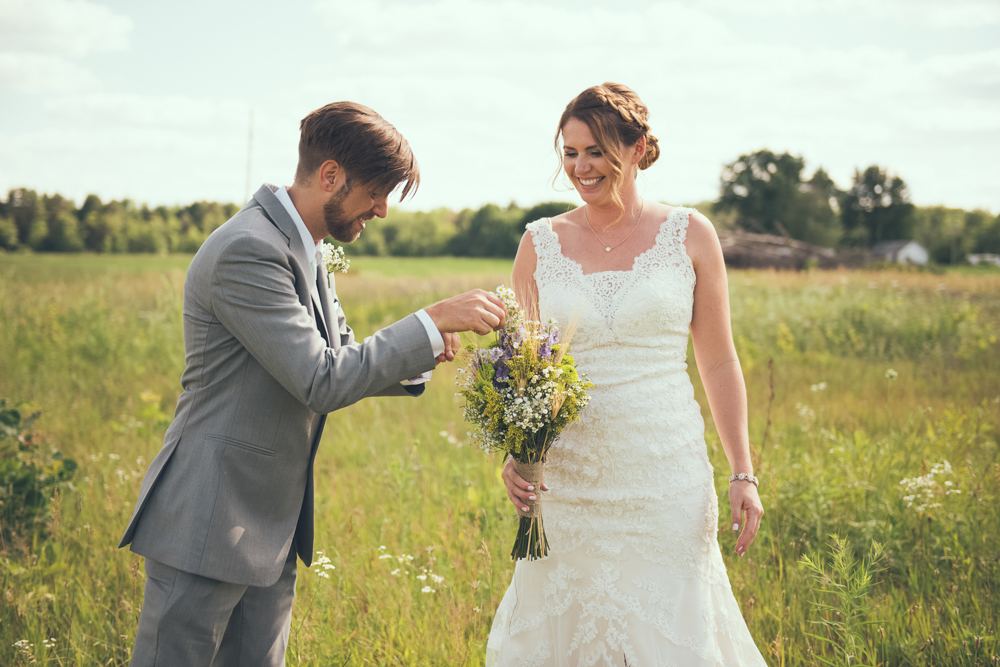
[716,229,866,269]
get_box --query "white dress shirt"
[273,187,442,384]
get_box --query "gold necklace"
[584,198,644,252]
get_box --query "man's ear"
[317,159,342,193]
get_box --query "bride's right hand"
[501,458,548,513]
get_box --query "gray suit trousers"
[130,550,297,667]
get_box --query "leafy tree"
[518,202,575,231]
[0,216,17,250]
[839,166,914,247]
[714,150,841,246]
[973,212,1000,254]
[447,204,524,257]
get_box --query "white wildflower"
[421,586,435,593]
[320,242,350,280]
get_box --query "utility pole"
[244,109,254,203]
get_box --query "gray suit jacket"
[120,184,435,587]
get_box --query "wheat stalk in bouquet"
[458,285,593,560]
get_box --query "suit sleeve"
[211,233,435,414]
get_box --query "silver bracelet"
[729,472,759,487]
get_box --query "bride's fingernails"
[522,506,529,512]
[527,485,534,491]
[732,523,739,531]
[528,495,536,500]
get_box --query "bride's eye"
[591,151,602,158]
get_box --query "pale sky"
[2,0,998,213]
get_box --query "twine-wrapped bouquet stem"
[511,459,549,561]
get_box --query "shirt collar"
[274,186,322,276]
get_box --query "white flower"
[378,554,393,559]
[885,368,898,380]
[320,242,350,281]
[810,382,827,392]
[430,574,444,585]
[316,571,330,578]
[421,586,435,593]
[416,574,427,581]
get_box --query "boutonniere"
[320,241,350,287]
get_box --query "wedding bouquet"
[458,286,593,560]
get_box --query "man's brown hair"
[295,102,419,200]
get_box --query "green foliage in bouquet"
[458,286,593,559]
[0,400,78,541]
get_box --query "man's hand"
[424,290,507,337]
[435,332,462,364]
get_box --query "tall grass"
[0,255,998,665]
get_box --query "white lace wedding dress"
[485,208,768,666]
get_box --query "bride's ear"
[631,136,647,169]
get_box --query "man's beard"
[323,188,370,243]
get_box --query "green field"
[1,253,999,666]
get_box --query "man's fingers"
[484,291,506,309]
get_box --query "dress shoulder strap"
[525,218,559,259]
[643,206,697,286]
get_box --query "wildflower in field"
[109,453,121,460]
[314,551,336,575]
[810,382,827,392]
[379,545,386,550]
[416,574,427,581]
[390,569,401,576]
[421,586,435,593]
[397,554,414,563]
[795,402,815,432]
[899,460,961,512]
[42,638,56,649]
[378,554,393,559]
[431,574,444,585]
[885,368,898,380]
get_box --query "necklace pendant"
[605,246,611,252]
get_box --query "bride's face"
[561,118,610,205]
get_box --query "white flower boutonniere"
[320,242,350,287]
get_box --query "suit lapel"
[253,184,331,341]
[252,184,314,295]
[316,267,335,346]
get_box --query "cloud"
[695,0,1000,26]
[0,0,132,58]
[0,52,101,94]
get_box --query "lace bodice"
[486,207,767,666]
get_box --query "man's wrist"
[414,309,445,357]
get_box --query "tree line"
[2,151,998,262]
[714,150,1000,263]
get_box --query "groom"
[119,101,506,666]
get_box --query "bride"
[485,83,768,666]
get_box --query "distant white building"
[968,253,1000,267]
[870,240,929,265]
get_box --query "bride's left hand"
[729,482,763,557]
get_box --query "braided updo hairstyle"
[555,82,660,218]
